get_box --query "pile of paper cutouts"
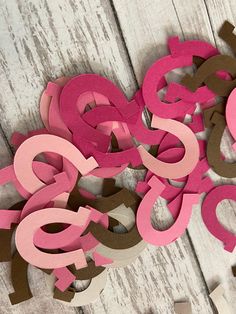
[0,20,235,307]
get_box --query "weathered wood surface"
[0,0,235,313]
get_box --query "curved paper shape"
[136,176,199,246]
[138,114,199,179]
[142,54,194,118]
[68,185,137,213]
[46,269,107,306]
[218,21,236,54]
[15,207,90,269]
[20,172,71,220]
[207,112,236,178]
[202,185,236,252]
[8,251,33,305]
[13,134,98,194]
[181,55,236,96]
[226,88,236,144]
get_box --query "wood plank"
[113,0,235,311]
[0,0,137,142]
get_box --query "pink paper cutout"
[92,251,113,266]
[15,207,90,269]
[52,267,76,292]
[34,206,108,251]
[138,114,199,179]
[20,172,71,220]
[202,185,236,252]
[136,176,199,246]
[13,134,98,194]
[142,54,195,119]
[225,88,236,150]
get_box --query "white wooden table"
[0,1,235,313]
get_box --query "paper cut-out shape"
[206,112,236,178]
[218,21,236,54]
[209,284,231,314]
[232,265,236,277]
[15,207,90,269]
[136,176,199,246]
[138,114,199,179]
[181,55,235,96]
[202,185,236,252]
[46,269,107,306]
[8,251,33,305]
[13,134,98,194]
[174,301,192,314]
[225,88,236,148]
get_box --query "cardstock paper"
[206,112,236,178]
[201,185,236,252]
[209,284,231,314]
[136,176,199,246]
[218,21,236,54]
[174,302,192,314]
[13,134,98,194]
[138,114,199,179]
[8,251,33,305]
[181,55,236,96]
[15,207,90,269]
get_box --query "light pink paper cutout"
[15,207,90,269]
[138,114,199,179]
[13,134,98,194]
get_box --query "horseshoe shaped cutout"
[86,193,141,250]
[68,183,138,213]
[59,74,139,124]
[13,134,98,194]
[142,54,194,119]
[202,185,236,252]
[8,251,33,305]
[181,55,236,96]
[138,114,199,179]
[206,112,236,178]
[218,21,236,54]
[136,176,199,246]
[46,269,107,306]
[15,207,90,269]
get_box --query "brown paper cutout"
[181,55,236,96]
[0,201,26,262]
[69,185,137,213]
[87,221,142,249]
[174,302,192,314]
[207,112,236,177]
[218,21,236,54]
[203,102,226,128]
[53,286,76,302]
[102,178,120,196]
[232,265,236,277]
[69,260,105,280]
[85,192,142,249]
[8,251,33,305]
[0,229,14,262]
[53,262,105,303]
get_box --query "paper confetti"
[0,20,235,306]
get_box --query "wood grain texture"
[0,0,235,313]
